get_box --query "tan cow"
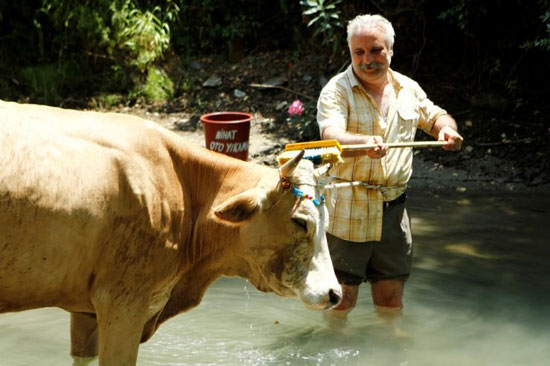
[0,100,341,366]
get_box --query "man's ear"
[214,189,265,223]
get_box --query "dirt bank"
[123,105,548,195]
[109,51,548,194]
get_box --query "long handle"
[342,141,448,151]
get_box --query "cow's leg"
[95,303,148,366]
[70,313,99,358]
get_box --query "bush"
[300,0,344,54]
[0,0,177,102]
[19,60,85,104]
[1,0,549,105]
[141,66,174,103]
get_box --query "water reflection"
[1,191,549,365]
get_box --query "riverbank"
[127,106,549,195]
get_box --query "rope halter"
[279,176,325,207]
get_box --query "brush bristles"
[284,139,343,152]
[276,147,343,166]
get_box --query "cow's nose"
[328,288,342,307]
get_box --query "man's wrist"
[441,125,457,133]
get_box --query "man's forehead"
[350,27,386,44]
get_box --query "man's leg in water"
[323,284,359,328]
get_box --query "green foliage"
[181,77,200,93]
[520,9,550,56]
[431,0,550,96]
[40,0,173,72]
[534,10,550,51]
[169,0,265,56]
[437,0,470,30]
[1,0,549,104]
[1,1,306,101]
[285,99,320,141]
[1,0,178,102]
[20,64,63,105]
[113,5,171,72]
[19,60,84,104]
[90,93,125,109]
[141,66,174,103]
[300,0,343,50]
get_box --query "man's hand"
[365,135,388,158]
[431,115,463,151]
[323,126,389,159]
[438,125,463,151]
[340,135,388,159]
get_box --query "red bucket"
[200,112,252,161]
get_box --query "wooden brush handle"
[342,141,448,150]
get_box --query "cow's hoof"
[71,356,98,366]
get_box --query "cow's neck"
[153,145,271,328]
[185,149,261,207]
[183,149,275,267]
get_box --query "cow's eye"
[291,218,308,231]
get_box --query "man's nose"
[362,52,374,64]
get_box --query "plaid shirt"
[317,66,447,242]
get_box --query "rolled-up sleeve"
[317,81,349,135]
[415,83,447,133]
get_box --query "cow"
[0,100,342,366]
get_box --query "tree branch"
[248,83,317,102]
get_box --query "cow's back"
[0,100,185,313]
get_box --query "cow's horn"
[280,149,304,177]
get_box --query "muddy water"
[1,191,549,366]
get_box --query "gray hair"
[347,14,395,49]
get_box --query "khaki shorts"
[327,196,413,285]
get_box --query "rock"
[260,117,275,129]
[263,74,287,87]
[276,101,288,111]
[202,75,222,87]
[190,61,202,70]
[175,115,199,131]
[233,89,246,98]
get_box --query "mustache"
[359,62,385,70]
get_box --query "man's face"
[349,27,393,86]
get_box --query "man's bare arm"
[429,114,463,151]
[322,125,388,158]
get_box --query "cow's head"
[214,151,342,310]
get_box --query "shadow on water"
[1,190,549,365]
[408,190,550,330]
[260,190,550,365]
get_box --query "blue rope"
[291,187,325,207]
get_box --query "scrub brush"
[276,139,447,165]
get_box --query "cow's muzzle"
[300,284,342,311]
[328,287,342,308]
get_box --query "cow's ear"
[214,189,265,223]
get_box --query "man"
[317,14,463,326]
